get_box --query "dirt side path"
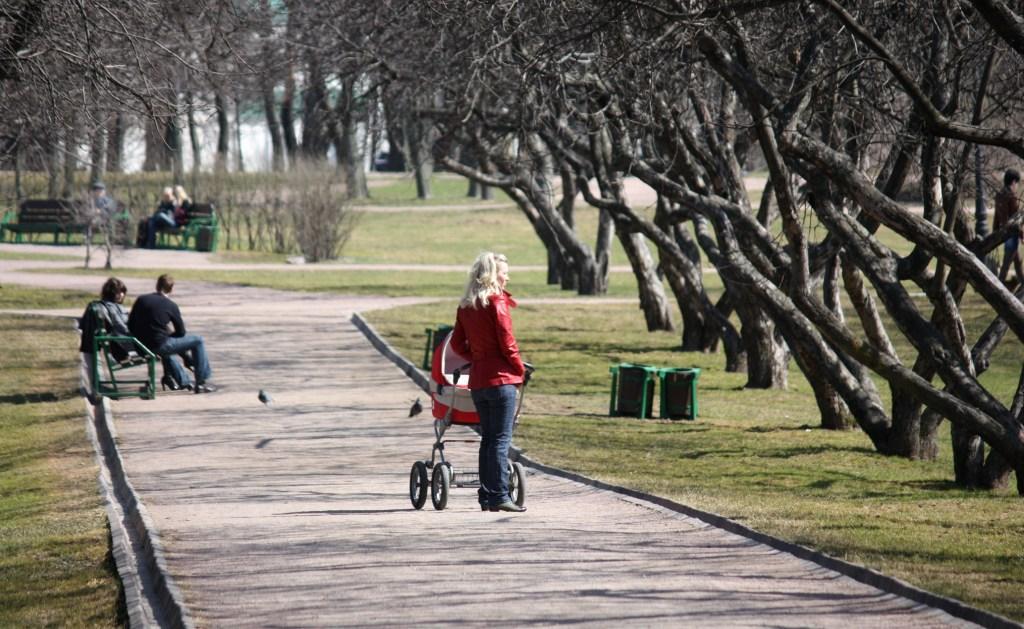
[1,259,977,627]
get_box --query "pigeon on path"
[409,397,423,418]
[258,389,273,406]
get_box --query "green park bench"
[1,199,131,245]
[155,202,220,252]
[83,301,157,400]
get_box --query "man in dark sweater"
[995,168,1024,285]
[128,274,216,393]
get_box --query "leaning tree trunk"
[618,229,674,331]
[655,198,722,352]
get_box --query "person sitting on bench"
[79,277,132,385]
[144,187,177,249]
[128,274,217,393]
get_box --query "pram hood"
[430,330,478,424]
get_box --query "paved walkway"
[0,255,981,627]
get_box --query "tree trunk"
[546,245,563,285]
[952,422,985,488]
[262,76,284,172]
[234,97,245,173]
[166,107,183,185]
[89,119,106,187]
[13,137,24,201]
[47,133,60,197]
[619,229,674,332]
[301,51,331,160]
[410,120,433,199]
[186,92,201,191]
[740,307,788,389]
[336,77,368,199]
[62,112,77,199]
[143,116,167,172]
[106,113,124,173]
[215,91,229,172]
[281,60,298,164]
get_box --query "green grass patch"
[0,249,80,262]
[26,266,647,299]
[0,313,124,626]
[0,284,95,310]
[358,173,514,207]
[363,300,1024,622]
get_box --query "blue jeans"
[472,385,517,507]
[158,334,211,387]
[1005,235,1020,254]
[145,212,176,248]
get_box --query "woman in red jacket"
[450,252,527,513]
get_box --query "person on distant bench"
[173,184,193,227]
[128,274,217,393]
[144,187,177,249]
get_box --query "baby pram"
[409,330,534,510]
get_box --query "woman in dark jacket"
[144,187,177,249]
[450,252,527,513]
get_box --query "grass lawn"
[0,249,81,262]
[358,172,515,207]
[363,299,1024,622]
[0,288,124,626]
[28,266,650,299]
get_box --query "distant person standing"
[87,181,118,247]
[128,274,217,393]
[994,169,1024,285]
[90,181,116,218]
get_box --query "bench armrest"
[94,333,157,360]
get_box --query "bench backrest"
[19,199,79,224]
[187,203,215,219]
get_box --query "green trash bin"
[658,367,700,420]
[195,226,215,252]
[609,363,657,419]
[422,324,454,369]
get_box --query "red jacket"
[450,291,525,389]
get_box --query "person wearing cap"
[90,181,116,218]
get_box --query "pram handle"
[522,362,535,384]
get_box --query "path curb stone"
[80,356,194,629]
[352,311,1022,629]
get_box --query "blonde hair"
[173,185,191,205]
[460,252,508,308]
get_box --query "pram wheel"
[509,461,526,507]
[431,463,451,510]
[409,461,428,509]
